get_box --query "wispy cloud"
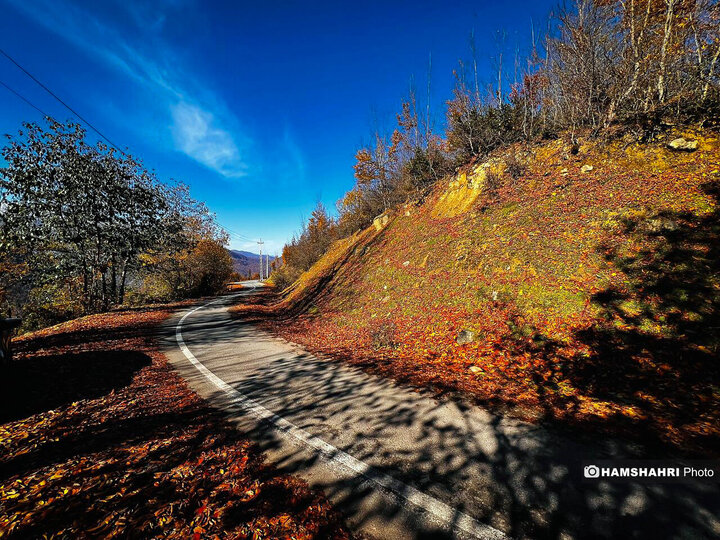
[4,0,250,178]
[171,102,247,178]
[282,128,307,181]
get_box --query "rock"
[402,260,410,267]
[580,164,594,173]
[668,137,698,151]
[560,168,569,176]
[373,213,390,231]
[645,217,679,233]
[469,366,483,375]
[456,329,476,345]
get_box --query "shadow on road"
[182,302,720,539]
[1,305,349,539]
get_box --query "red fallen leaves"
[0,304,350,539]
[232,145,720,457]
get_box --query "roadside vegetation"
[0,119,347,539]
[276,0,720,284]
[253,0,720,455]
[0,120,233,332]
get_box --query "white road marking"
[175,295,507,540]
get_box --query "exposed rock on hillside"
[668,137,699,151]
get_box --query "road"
[160,283,720,539]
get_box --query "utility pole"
[257,239,264,280]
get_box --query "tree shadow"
[2,306,349,538]
[561,181,720,453]
[0,350,150,423]
[197,337,720,540]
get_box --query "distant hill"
[228,249,278,278]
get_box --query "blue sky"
[0,0,554,254]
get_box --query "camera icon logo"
[584,465,600,478]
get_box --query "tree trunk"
[703,41,720,100]
[110,253,117,305]
[119,260,129,305]
[657,0,676,104]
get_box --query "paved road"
[160,284,720,539]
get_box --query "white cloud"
[171,102,247,178]
[4,0,250,178]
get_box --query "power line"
[219,222,260,243]
[0,48,268,252]
[228,230,256,242]
[0,78,52,118]
[0,47,126,154]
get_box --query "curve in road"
[160,284,720,539]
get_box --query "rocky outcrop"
[373,213,390,231]
[456,329,476,345]
[668,137,698,151]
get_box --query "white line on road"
[175,296,507,540]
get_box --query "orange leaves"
[230,138,720,456]
[1,304,350,539]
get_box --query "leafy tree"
[0,118,231,327]
[181,239,234,296]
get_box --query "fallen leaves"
[0,304,350,539]
[231,137,720,457]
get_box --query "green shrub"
[126,274,175,305]
[270,264,303,292]
[21,281,84,332]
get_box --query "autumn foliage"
[0,305,349,538]
[235,132,720,456]
[0,120,233,332]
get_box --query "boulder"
[456,329,476,345]
[580,164,594,173]
[373,213,390,231]
[668,137,698,151]
[645,217,679,234]
[469,365,484,375]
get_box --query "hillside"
[227,250,278,278]
[236,129,720,455]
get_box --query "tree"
[0,120,173,311]
[281,202,336,273]
[181,239,234,296]
[0,118,228,327]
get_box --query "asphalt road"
[159,283,720,539]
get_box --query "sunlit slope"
[268,130,720,453]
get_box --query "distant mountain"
[227,249,278,278]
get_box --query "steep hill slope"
[238,129,720,455]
